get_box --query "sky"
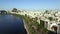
[0,0,60,10]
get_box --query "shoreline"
[23,19,29,34]
[11,14,36,34]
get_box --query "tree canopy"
[12,8,17,12]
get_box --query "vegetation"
[44,10,49,14]
[11,14,48,34]
[0,10,7,14]
[12,8,18,12]
[48,17,53,21]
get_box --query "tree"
[44,10,49,14]
[12,8,17,12]
[0,10,7,14]
[48,17,53,21]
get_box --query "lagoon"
[0,15,27,34]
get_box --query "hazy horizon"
[0,0,60,10]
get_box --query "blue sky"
[0,0,60,10]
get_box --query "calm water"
[0,15,27,34]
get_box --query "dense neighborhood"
[9,8,60,34]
